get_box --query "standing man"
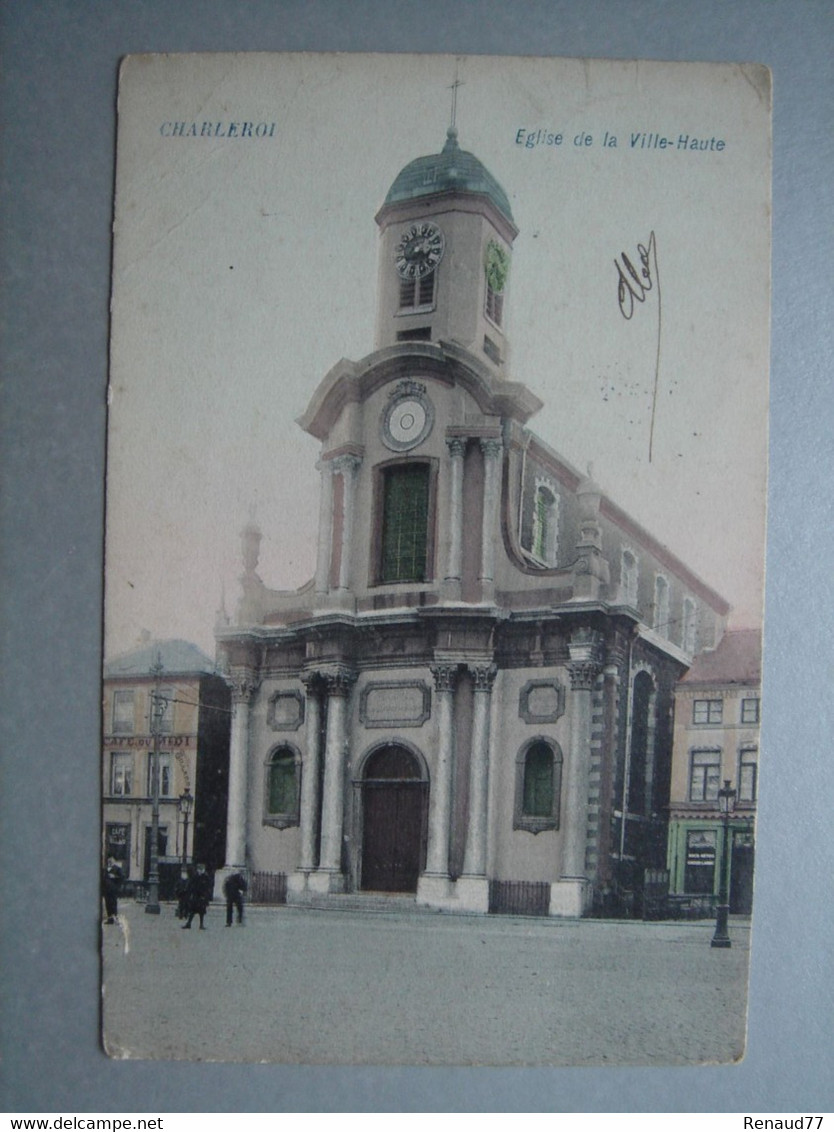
[181,863,213,930]
[223,871,248,926]
[102,857,123,924]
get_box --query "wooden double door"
[360,745,427,893]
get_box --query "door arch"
[359,744,428,893]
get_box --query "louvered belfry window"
[381,463,430,582]
[399,272,435,310]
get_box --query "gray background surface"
[1,0,832,1114]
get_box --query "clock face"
[395,222,445,279]
[382,386,434,451]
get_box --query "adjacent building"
[214,127,731,916]
[102,637,231,893]
[666,629,760,913]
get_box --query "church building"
[215,127,729,917]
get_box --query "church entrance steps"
[289,890,441,915]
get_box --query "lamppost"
[711,778,737,949]
[178,790,193,869]
[145,656,165,915]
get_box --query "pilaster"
[417,663,460,906]
[550,628,604,917]
[442,437,466,602]
[314,458,335,600]
[332,453,362,592]
[310,665,357,893]
[458,662,497,912]
[223,668,259,870]
[478,439,502,603]
[288,671,325,897]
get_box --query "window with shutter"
[514,739,563,832]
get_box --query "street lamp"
[145,656,165,915]
[711,778,737,949]
[178,790,193,869]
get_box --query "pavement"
[101,900,751,1066]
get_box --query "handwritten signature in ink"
[613,231,663,462]
[615,231,657,320]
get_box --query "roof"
[680,628,762,686]
[383,127,514,224]
[104,638,217,680]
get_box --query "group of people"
[102,857,248,929]
[177,866,248,929]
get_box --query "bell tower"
[373,127,518,374]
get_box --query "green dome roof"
[384,128,514,223]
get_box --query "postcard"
[102,52,770,1064]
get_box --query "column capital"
[321,665,358,697]
[480,438,503,460]
[446,436,466,459]
[331,453,362,477]
[567,660,602,691]
[567,627,605,690]
[468,662,498,692]
[430,662,460,693]
[227,668,259,704]
[300,669,324,694]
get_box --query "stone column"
[551,629,604,917]
[309,666,356,894]
[458,663,496,912]
[444,438,465,595]
[223,669,258,869]
[333,454,362,591]
[289,674,323,896]
[417,663,459,906]
[479,439,503,600]
[314,458,334,597]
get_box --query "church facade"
[215,128,729,916]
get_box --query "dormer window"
[112,689,135,735]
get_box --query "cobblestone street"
[102,901,750,1066]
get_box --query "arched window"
[531,484,559,565]
[653,574,670,635]
[621,549,638,607]
[264,746,301,828]
[514,739,563,833]
[682,597,697,654]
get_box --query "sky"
[105,53,770,659]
